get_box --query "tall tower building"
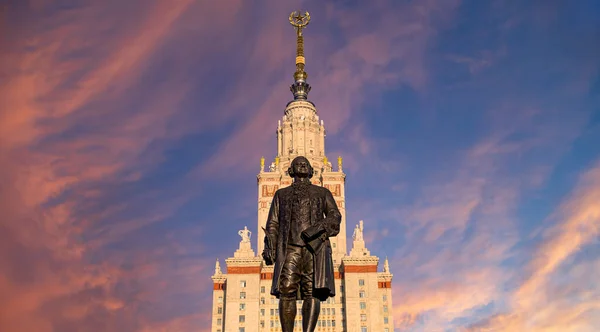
[211,11,394,332]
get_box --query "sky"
[1,0,599,331]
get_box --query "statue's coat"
[264,184,342,301]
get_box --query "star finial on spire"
[288,10,312,100]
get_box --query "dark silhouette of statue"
[262,156,342,332]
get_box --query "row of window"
[262,307,338,316]
[217,301,386,315]
[217,324,390,332]
[221,280,385,302]
[259,296,338,305]
[237,278,369,292]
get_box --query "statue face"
[291,157,311,178]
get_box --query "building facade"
[211,11,393,332]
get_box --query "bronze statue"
[263,156,342,332]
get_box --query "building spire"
[289,10,311,100]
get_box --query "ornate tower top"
[289,10,312,100]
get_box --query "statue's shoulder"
[276,186,293,196]
[310,184,329,195]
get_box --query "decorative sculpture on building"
[263,156,341,332]
[214,259,222,275]
[238,226,251,243]
[353,220,364,242]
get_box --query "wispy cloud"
[0,0,240,330]
[196,0,462,179]
[465,160,600,332]
[1,0,598,331]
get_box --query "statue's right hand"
[262,249,275,265]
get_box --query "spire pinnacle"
[289,10,312,100]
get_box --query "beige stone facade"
[210,99,394,332]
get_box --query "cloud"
[384,97,589,330]
[0,0,243,330]
[195,0,462,179]
[465,160,600,332]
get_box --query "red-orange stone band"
[344,265,377,273]
[227,266,261,274]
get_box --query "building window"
[240,292,246,299]
[217,318,222,325]
[333,242,336,248]
[384,316,389,324]
[261,309,265,316]
[217,307,222,314]
[385,329,389,332]
[360,302,366,309]
[361,314,367,321]
[359,279,365,286]
[332,320,336,327]
[240,303,245,310]
[239,328,245,332]
[260,320,265,328]
[383,305,388,313]
[361,327,368,332]
[261,286,265,293]
[340,285,344,293]
[332,308,335,315]
[270,309,274,316]
[239,315,245,323]
[240,280,246,288]
[217,296,223,303]
[261,297,265,304]
[359,291,366,298]
[383,294,387,301]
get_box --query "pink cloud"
[195,0,462,179]
[0,0,244,330]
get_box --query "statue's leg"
[300,247,319,332]
[279,245,302,332]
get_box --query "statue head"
[288,156,313,179]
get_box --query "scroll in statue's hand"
[301,224,326,242]
[301,225,327,254]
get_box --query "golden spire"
[289,11,312,100]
